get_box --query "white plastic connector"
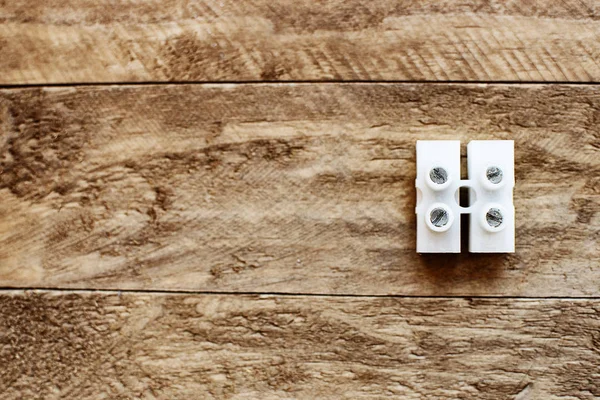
[415,141,461,253]
[415,140,515,253]
[467,140,515,253]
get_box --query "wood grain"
[2,0,600,84]
[1,290,599,399]
[0,83,599,295]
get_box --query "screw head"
[429,167,448,185]
[430,207,449,227]
[486,166,503,184]
[486,207,503,228]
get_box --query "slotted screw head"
[486,207,503,228]
[429,167,448,184]
[486,166,503,184]
[430,207,449,227]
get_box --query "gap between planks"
[3,80,600,89]
[1,287,599,300]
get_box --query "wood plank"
[2,0,600,84]
[1,290,599,399]
[0,83,599,295]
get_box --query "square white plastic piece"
[415,140,515,253]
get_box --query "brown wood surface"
[2,0,600,84]
[0,83,598,296]
[3,2,600,398]
[1,290,599,399]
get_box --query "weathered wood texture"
[2,0,600,84]
[0,84,599,295]
[1,291,599,399]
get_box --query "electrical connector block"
[415,140,515,253]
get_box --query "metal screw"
[429,167,448,184]
[486,166,503,184]
[430,207,449,227]
[486,208,503,228]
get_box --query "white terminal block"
[467,140,515,253]
[415,141,461,253]
[415,140,514,253]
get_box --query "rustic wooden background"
[1,1,599,399]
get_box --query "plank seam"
[0,287,598,300]
[3,79,600,89]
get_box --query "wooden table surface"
[1,1,599,399]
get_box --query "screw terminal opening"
[486,207,503,227]
[486,166,503,184]
[429,167,448,185]
[430,207,449,227]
